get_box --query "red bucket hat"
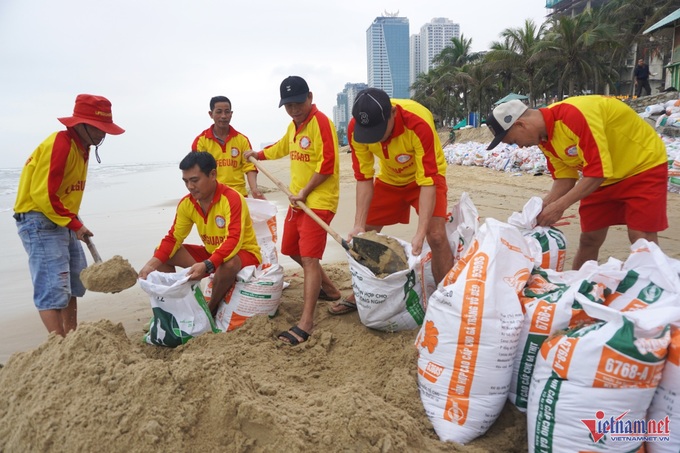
[58,94,125,135]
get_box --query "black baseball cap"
[279,76,310,107]
[351,88,392,143]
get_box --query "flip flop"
[318,288,341,301]
[328,298,357,315]
[277,325,310,346]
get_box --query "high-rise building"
[409,17,460,92]
[333,82,368,145]
[366,15,410,99]
[419,18,460,74]
[409,33,421,95]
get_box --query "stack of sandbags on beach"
[521,240,680,452]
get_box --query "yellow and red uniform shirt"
[258,105,339,212]
[348,99,447,187]
[539,96,667,186]
[153,183,261,269]
[192,126,256,197]
[14,129,89,231]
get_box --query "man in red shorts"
[486,96,668,269]
[329,88,453,314]
[244,75,342,345]
[139,151,261,315]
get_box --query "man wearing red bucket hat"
[13,94,125,337]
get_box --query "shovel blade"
[352,236,408,275]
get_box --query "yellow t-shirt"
[192,126,256,197]
[14,129,89,231]
[153,183,261,268]
[539,96,667,186]
[348,99,447,187]
[261,105,340,212]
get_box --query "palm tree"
[485,19,547,106]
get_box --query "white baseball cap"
[486,100,528,150]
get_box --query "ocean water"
[0,161,184,213]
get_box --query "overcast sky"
[0,0,548,168]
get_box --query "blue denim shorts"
[16,211,87,310]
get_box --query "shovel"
[84,235,102,263]
[80,235,138,293]
[247,156,407,274]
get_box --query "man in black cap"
[245,76,342,345]
[328,88,453,315]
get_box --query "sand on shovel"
[350,230,409,276]
[80,256,138,293]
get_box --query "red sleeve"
[49,132,83,231]
[316,112,337,175]
[208,188,245,266]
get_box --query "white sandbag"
[245,198,278,265]
[605,240,680,311]
[510,267,608,411]
[646,324,679,453]
[528,301,680,453]
[207,263,284,332]
[139,269,218,347]
[420,192,480,299]
[415,218,533,443]
[348,235,425,332]
[508,197,567,271]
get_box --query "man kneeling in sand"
[139,151,261,314]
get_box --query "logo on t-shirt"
[395,153,412,164]
[566,146,578,157]
[215,215,226,228]
[231,147,239,158]
[299,136,311,150]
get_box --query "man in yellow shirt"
[139,151,261,315]
[192,96,264,199]
[14,94,125,336]
[245,76,342,345]
[486,96,668,269]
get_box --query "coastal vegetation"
[411,0,678,126]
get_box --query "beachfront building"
[333,82,369,146]
[409,17,460,96]
[409,33,421,96]
[367,14,410,99]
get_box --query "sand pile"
[452,126,494,144]
[0,265,527,452]
[80,255,138,293]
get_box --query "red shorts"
[366,174,448,226]
[281,206,335,259]
[579,163,668,232]
[183,244,260,268]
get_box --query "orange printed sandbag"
[604,240,680,312]
[208,263,283,332]
[510,267,609,411]
[245,198,278,265]
[420,192,479,300]
[415,218,533,444]
[508,197,567,271]
[646,323,680,453]
[527,301,680,453]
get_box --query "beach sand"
[1,148,679,452]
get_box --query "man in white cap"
[14,94,125,336]
[486,96,667,269]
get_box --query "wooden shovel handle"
[248,156,349,251]
[83,235,103,263]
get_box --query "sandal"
[318,288,341,301]
[277,325,311,346]
[328,298,357,315]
